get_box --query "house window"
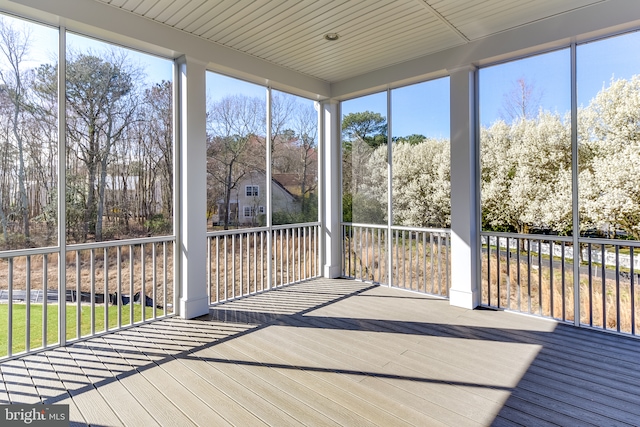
[244,206,264,217]
[246,185,259,197]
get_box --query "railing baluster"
[26,256,31,352]
[239,232,243,297]
[549,240,554,318]
[538,242,542,316]
[260,231,264,292]
[445,233,450,297]
[43,254,48,348]
[163,242,168,316]
[487,236,491,306]
[408,231,413,290]
[141,244,146,323]
[104,247,109,329]
[437,234,442,296]
[224,236,228,301]
[117,246,122,328]
[76,250,81,338]
[526,239,531,313]
[588,243,593,326]
[129,245,134,326]
[245,233,249,294]
[601,243,606,329]
[631,247,636,335]
[207,236,212,302]
[232,234,236,299]
[506,238,511,310]
[561,241,566,321]
[430,233,435,294]
[497,238,501,308]
[280,229,284,287]
[152,243,157,320]
[8,258,13,357]
[90,249,95,334]
[616,245,620,332]
[254,232,258,293]
[516,238,521,311]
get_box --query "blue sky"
[18,13,640,141]
[342,30,640,140]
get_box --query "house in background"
[212,171,300,227]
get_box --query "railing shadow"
[2,278,640,426]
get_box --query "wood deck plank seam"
[226,328,451,427]
[248,321,497,424]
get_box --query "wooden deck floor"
[2,278,640,426]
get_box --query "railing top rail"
[272,222,320,230]
[342,222,450,234]
[67,235,175,251]
[578,236,640,248]
[341,222,388,230]
[0,246,60,259]
[480,231,574,243]
[207,227,269,237]
[207,222,321,238]
[390,225,450,234]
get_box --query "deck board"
[2,278,640,426]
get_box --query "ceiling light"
[324,33,339,41]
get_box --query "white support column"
[177,55,209,319]
[449,66,480,309]
[322,100,342,278]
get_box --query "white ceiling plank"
[104,0,128,7]
[272,2,431,68]
[238,0,374,56]
[121,0,145,10]
[223,1,315,49]
[132,0,161,15]
[179,1,230,34]
[262,0,413,65]
[198,0,270,40]
[303,28,460,81]
[414,0,469,41]
[153,0,197,23]
[143,0,179,21]
[233,1,334,51]
[172,0,224,30]
[189,1,254,37]
[163,0,208,27]
[215,0,292,46]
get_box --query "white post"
[177,55,209,319]
[322,100,342,278]
[448,66,480,309]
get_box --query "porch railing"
[481,231,640,336]
[0,236,176,360]
[342,223,450,298]
[207,222,321,304]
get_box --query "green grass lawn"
[0,304,160,357]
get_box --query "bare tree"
[500,77,543,123]
[207,94,265,229]
[0,17,32,243]
[64,49,141,241]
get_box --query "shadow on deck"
[0,278,638,426]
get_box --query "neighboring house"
[213,170,300,226]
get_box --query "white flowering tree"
[481,112,575,234]
[580,76,640,239]
[363,138,450,228]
